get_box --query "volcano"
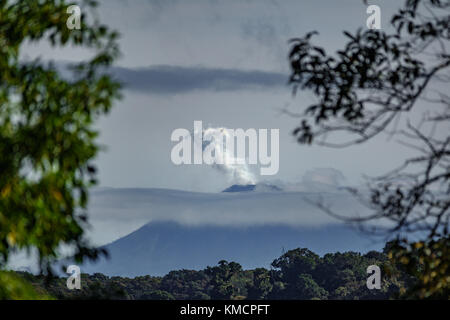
[222,183,283,193]
[81,221,380,277]
[222,184,256,192]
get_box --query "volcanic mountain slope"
[11,185,381,275]
[82,221,381,277]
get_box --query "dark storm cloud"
[110,65,288,94]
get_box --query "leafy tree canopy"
[287,0,449,297]
[0,0,121,298]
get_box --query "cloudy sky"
[23,0,415,192]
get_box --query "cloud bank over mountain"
[85,190,367,247]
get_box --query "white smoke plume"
[195,126,257,185]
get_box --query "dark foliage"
[17,242,446,300]
[287,0,449,297]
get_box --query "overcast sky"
[22,0,418,192]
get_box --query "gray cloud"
[85,187,369,246]
[110,65,288,94]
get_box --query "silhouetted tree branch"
[288,0,449,241]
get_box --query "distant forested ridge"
[14,241,447,300]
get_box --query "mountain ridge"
[82,220,382,277]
